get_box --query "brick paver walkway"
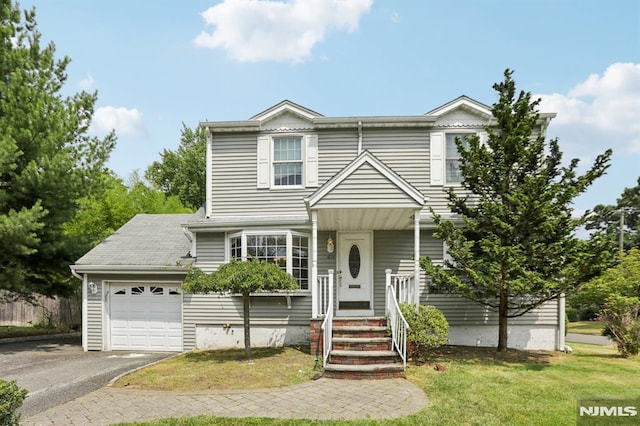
[24,378,428,425]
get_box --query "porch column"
[414,211,420,306]
[311,210,318,318]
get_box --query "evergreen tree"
[146,124,206,210]
[0,1,115,297]
[421,69,612,351]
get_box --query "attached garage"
[109,283,183,351]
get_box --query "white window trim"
[272,135,304,190]
[256,133,319,190]
[444,131,476,186]
[225,230,310,288]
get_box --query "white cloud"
[78,74,95,91]
[390,11,401,24]
[537,63,640,156]
[91,106,144,136]
[193,0,373,63]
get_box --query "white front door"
[337,232,373,316]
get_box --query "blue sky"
[21,0,640,214]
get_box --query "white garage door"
[109,283,183,351]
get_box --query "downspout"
[357,120,363,155]
[70,267,88,352]
[182,226,195,258]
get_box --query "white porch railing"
[318,270,334,367]
[387,270,416,305]
[385,269,412,369]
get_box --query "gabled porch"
[304,150,427,377]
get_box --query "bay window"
[228,231,309,289]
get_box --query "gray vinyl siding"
[182,293,312,350]
[210,130,358,217]
[209,127,460,219]
[194,232,225,273]
[362,128,429,192]
[423,294,559,326]
[373,230,442,315]
[314,163,420,208]
[84,273,187,351]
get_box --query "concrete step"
[323,363,405,379]
[330,350,400,365]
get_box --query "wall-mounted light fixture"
[88,282,98,294]
[327,236,335,253]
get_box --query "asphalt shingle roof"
[74,214,194,267]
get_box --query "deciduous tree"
[421,69,612,351]
[146,124,206,210]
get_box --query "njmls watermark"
[577,399,639,425]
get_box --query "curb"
[0,332,81,344]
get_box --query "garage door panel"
[109,283,183,352]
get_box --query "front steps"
[323,317,405,379]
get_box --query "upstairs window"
[256,134,318,189]
[445,133,470,184]
[273,137,302,186]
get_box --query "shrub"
[566,306,578,322]
[0,379,28,426]
[600,295,640,358]
[399,303,449,362]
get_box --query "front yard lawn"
[113,346,317,390]
[115,342,639,426]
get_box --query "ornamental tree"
[183,259,298,359]
[421,69,612,352]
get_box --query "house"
[71,97,566,365]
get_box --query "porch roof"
[305,150,426,230]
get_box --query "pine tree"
[0,1,115,297]
[421,69,612,351]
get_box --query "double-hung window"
[273,136,302,187]
[445,133,471,184]
[228,231,309,290]
[256,134,318,189]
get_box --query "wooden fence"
[0,292,81,327]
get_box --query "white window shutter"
[305,134,319,188]
[430,132,444,186]
[479,131,488,146]
[257,136,270,189]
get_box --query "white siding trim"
[206,129,213,217]
[256,135,271,189]
[430,131,444,186]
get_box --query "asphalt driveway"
[0,334,173,418]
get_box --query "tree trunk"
[497,287,508,352]
[242,291,252,359]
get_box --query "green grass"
[0,325,66,339]
[113,346,318,390]
[568,320,605,336]
[115,343,640,426]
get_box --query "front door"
[337,232,373,316]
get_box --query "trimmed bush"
[0,379,27,426]
[400,303,449,362]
